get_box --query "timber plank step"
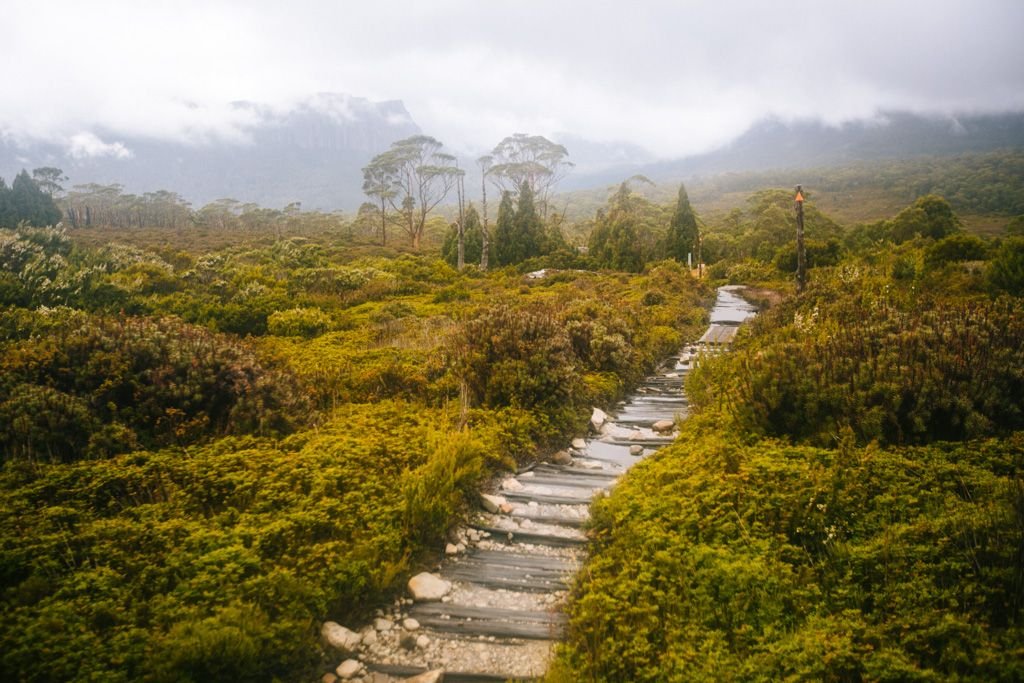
[468,524,587,547]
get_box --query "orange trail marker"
[795,190,804,203]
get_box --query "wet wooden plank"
[698,323,740,345]
[466,549,578,570]
[411,603,568,624]
[500,490,596,505]
[468,524,587,547]
[366,663,538,682]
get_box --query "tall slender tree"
[664,183,699,264]
[488,134,573,218]
[360,135,459,249]
[493,191,516,266]
[512,180,543,262]
[476,155,493,270]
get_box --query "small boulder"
[408,572,451,601]
[499,502,515,514]
[404,670,444,683]
[480,493,506,514]
[590,407,608,431]
[361,629,378,647]
[652,419,675,433]
[444,542,459,555]
[416,634,430,649]
[552,450,572,465]
[629,445,644,456]
[501,478,525,492]
[572,438,587,450]
[402,617,420,631]
[321,622,362,656]
[374,617,393,631]
[335,659,361,680]
[321,673,339,683]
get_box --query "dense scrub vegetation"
[0,211,707,681]
[554,220,1024,681]
[5,159,1024,681]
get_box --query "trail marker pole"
[795,185,807,293]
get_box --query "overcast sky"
[4,0,1024,159]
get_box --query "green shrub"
[267,307,332,338]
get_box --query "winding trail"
[330,287,757,683]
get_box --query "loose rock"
[591,407,608,431]
[322,622,362,656]
[408,572,451,601]
[444,543,459,555]
[374,617,393,631]
[404,671,444,683]
[402,617,420,631]
[336,659,361,680]
[416,634,430,649]
[480,493,506,514]
[629,445,644,456]
[572,438,587,450]
[552,450,572,465]
[652,419,675,433]
[321,673,339,683]
[501,478,525,492]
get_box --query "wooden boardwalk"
[349,287,758,682]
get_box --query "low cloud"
[67,132,133,160]
[2,1,1022,159]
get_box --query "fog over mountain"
[0,94,419,211]
[4,95,1023,212]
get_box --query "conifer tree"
[664,183,698,263]
[441,204,486,267]
[493,191,516,266]
[512,180,543,262]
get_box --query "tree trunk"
[480,176,489,270]
[457,173,465,270]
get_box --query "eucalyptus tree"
[361,135,460,250]
[487,134,573,217]
[32,167,68,198]
[361,159,396,245]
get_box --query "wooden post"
[795,185,807,293]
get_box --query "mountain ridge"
[3,96,1023,213]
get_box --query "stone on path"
[408,572,451,601]
[652,419,675,433]
[591,407,608,431]
[374,617,393,631]
[335,659,361,679]
[445,542,459,555]
[402,617,420,631]
[501,478,525,492]
[404,670,444,683]
[629,445,644,456]
[480,493,506,514]
[552,450,572,465]
[321,673,339,683]
[321,622,362,656]
[572,438,587,450]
